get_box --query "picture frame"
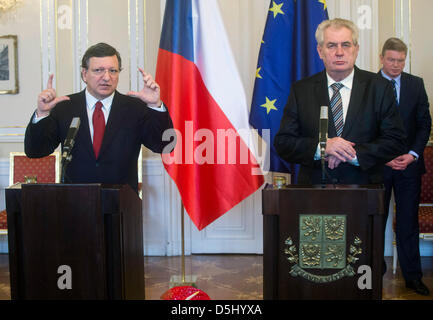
[0,35,19,94]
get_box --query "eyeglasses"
[90,68,121,76]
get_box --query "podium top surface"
[264,183,384,191]
[7,183,127,191]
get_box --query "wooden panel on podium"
[262,184,384,300]
[5,183,144,300]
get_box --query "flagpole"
[181,201,186,283]
[169,200,197,288]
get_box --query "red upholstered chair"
[0,210,7,235]
[0,152,60,235]
[419,144,433,241]
[9,152,60,186]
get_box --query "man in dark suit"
[25,43,174,192]
[380,38,431,296]
[274,18,406,185]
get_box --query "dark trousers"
[383,166,423,281]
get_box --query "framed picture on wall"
[0,35,19,94]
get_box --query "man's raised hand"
[127,68,162,108]
[37,74,70,117]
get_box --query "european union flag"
[250,0,329,176]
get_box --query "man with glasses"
[25,43,174,192]
[274,18,406,185]
[380,38,431,296]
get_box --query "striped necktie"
[330,82,344,137]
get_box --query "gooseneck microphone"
[61,117,81,183]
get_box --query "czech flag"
[156,0,264,230]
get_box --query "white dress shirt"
[85,90,113,143]
[326,69,354,124]
[33,89,167,143]
[315,69,359,166]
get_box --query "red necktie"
[92,101,105,158]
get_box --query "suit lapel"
[342,67,366,137]
[398,73,409,117]
[97,91,125,159]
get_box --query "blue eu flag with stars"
[250,0,328,176]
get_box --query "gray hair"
[315,18,359,47]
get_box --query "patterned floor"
[144,255,263,300]
[0,254,432,300]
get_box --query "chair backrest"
[0,210,7,233]
[420,143,433,204]
[9,152,60,186]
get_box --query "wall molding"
[129,0,146,91]
[0,127,25,143]
[40,0,57,91]
[394,0,411,73]
[73,0,88,92]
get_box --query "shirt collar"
[326,69,355,90]
[380,69,401,87]
[85,89,115,111]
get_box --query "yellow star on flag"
[318,0,327,10]
[256,67,263,79]
[261,97,278,114]
[269,1,285,19]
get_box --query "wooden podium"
[262,184,385,300]
[5,183,144,300]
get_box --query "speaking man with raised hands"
[25,42,174,192]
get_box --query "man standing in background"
[380,37,432,296]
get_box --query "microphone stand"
[61,143,75,184]
[320,142,337,187]
[320,144,326,185]
[60,117,81,183]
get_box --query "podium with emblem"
[262,184,384,300]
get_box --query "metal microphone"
[319,106,328,185]
[319,106,328,159]
[61,117,81,183]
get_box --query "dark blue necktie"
[390,79,399,105]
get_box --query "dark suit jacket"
[274,66,407,184]
[381,71,431,176]
[25,90,174,192]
